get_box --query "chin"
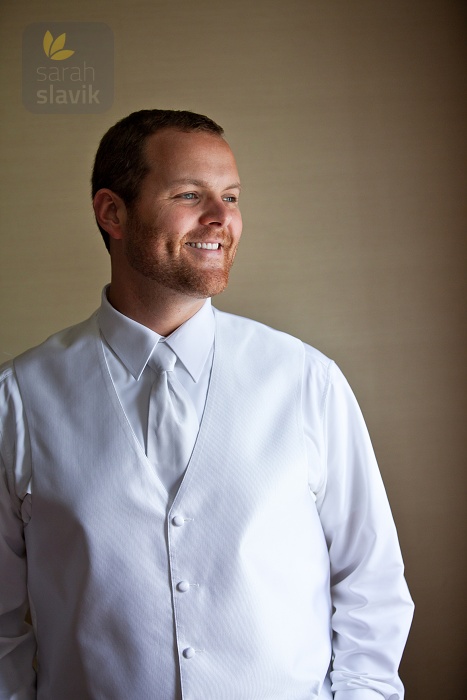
[175,276,230,299]
[162,264,232,299]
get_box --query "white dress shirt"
[98,288,214,452]
[0,288,414,699]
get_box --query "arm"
[0,365,36,699]
[317,362,414,699]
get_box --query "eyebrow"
[170,178,241,191]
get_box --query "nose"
[198,197,232,227]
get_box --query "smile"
[186,242,221,250]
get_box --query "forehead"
[142,129,239,185]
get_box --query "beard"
[124,213,238,299]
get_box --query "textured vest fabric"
[14,309,332,700]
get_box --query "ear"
[93,189,128,241]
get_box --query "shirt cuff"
[334,690,388,700]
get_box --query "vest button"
[172,515,185,527]
[183,647,196,659]
[177,580,190,592]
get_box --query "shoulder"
[214,305,332,352]
[213,307,335,387]
[213,306,308,351]
[13,313,99,369]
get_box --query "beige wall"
[1,1,466,696]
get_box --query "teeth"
[187,242,220,250]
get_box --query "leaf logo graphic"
[43,30,75,60]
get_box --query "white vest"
[14,309,332,700]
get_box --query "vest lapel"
[94,319,172,506]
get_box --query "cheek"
[232,211,243,241]
[159,208,195,235]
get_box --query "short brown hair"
[91,109,224,251]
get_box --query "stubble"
[124,216,238,299]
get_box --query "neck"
[107,276,207,337]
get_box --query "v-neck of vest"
[94,312,223,507]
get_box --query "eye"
[178,192,198,200]
[223,194,238,203]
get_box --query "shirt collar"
[97,286,214,382]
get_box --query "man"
[0,109,413,699]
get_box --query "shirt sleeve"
[304,353,414,699]
[0,363,36,698]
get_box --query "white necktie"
[147,342,199,499]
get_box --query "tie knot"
[150,342,177,373]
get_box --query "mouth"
[185,242,221,250]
